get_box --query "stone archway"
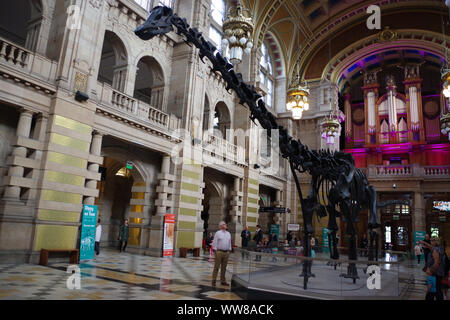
[96,136,162,251]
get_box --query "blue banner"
[80,205,98,261]
[270,224,280,240]
[322,228,329,253]
[414,230,426,258]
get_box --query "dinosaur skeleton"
[135,6,384,289]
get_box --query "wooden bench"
[39,249,79,266]
[179,247,201,258]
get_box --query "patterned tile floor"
[0,249,429,300]
[0,249,247,300]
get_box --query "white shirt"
[95,225,102,242]
[212,229,232,251]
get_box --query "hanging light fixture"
[286,11,309,120]
[286,69,310,120]
[320,110,341,146]
[319,10,342,146]
[221,2,254,65]
[441,6,450,140]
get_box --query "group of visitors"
[93,218,130,257]
[416,234,449,300]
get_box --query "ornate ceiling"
[238,0,449,82]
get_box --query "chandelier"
[221,4,254,65]
[320,113,341,146]
[441,70,450,140]
[442,113,450,140]
[441,5,450,140]
[286,75,310,120]
[442,69,450,97]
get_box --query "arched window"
[209,0,226,52]
[134,56,165,109]
[155,0,174,8]
[0,0,44,51]
[203,95,210,132]
[260,43,274,107]
[213,102,231,140]
[98,31,128,92]
[135,0,174,10]
[211,0,225,25]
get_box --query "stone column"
[413,191,426,232]
[3,109,34,199]
[27,113,48,202]
[156,155,171,215]
[84,131,103,205]
[150,154,175,255]
[229,177,243,246]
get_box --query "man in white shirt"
[95,219,102,256]
[212,221,232,286]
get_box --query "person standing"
[414,241,423,266]
[421,237,445,300]
[253,225,263,262]
[310,237,316,258]
[118,219,129,253]
[423,233,431,266]
[95,219,102,256]
[241,226,251,248]
[212,221,232,287]
[240,226,251,259]
[425,267,437,300]
[287,231,293,243]
[269,232,278,248]
[206,232,213,248]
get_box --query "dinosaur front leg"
[326,204,340,262]
[339,199,360,283]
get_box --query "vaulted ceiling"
[239,0,450,82]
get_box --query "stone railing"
[367,164,450,179]
[424,166,450,177]
[97,82,176,130]
[202,134,246,166]
[375,165,412,176]
[0,36,58,83]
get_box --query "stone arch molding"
[263,31,285,78]
[101,146,149,183]
[133,52,169,86]
[320,30,448,86]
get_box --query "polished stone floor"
[0,248,429,300]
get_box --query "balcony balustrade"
[97,82,179,131]
[366,164,450,180]
[0,36,58,84]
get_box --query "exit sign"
[393,215,400,221]
[126,161,133,170]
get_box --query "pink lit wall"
[425,149,450,166]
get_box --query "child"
[425,267,437,301]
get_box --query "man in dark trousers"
[241,226,251,259]
[118,219,129,252]
[423,233,431,266]
[253,225,263,261]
